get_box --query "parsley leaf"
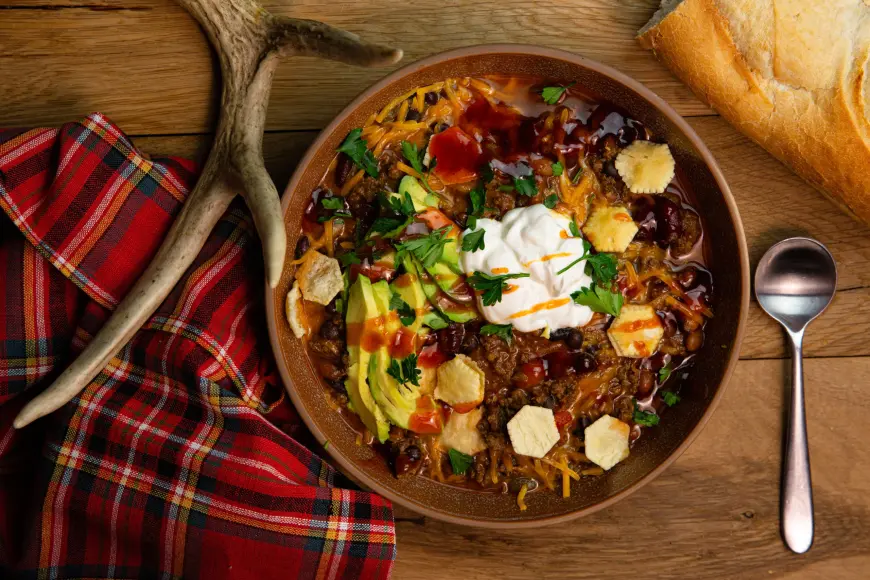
[395,227,453,268]
[569,219,582,238]
[387,354,422,387]
[556,239,593,275]
[468,271,530,306]
[541,83,573,105]
[480,323,513,345]
[390,292,416,326]
[401,140,424,174]
[633,401,660,426]
[551,161,564,176]
[368,216,411,239]
[339,251,361,267]
[448,448,475,475]
[663,391,681,407]
[321,196,344,210]
[584,252,618,285]
[571,285,624,317]
[337,128,379,178]
[469,187,485,216]
[514,175,537,197]
[461,229,486,253]
[658,364,672,383]
[383,192,416,218]
[543,194,559,209]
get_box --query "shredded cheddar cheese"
[397,162,422,179]
[517,484,528,511]
[396,99,409,123]
[340,170,364,196]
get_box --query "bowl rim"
[265,43,751,528]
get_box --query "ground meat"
[487,187,516,218]
[514,332,563,364]
[468,334,519,392]
[672,209,702,257]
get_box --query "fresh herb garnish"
[514,175,537,197]
[571,285,624,317]
[321,196,344,210]
[662,391,681,407]
[384,191,416,217]
[390,292,416,326]
[401,140,424,174]
[448,448,475,475]
[461,228,486,253]
[541,83,573,105]
[368,216,411,238]
[395,226,453,268]
[543,194,559,209]
[480,323,514,345]
[498,184,515,192]
[585,252,618,285]
[467,187,486,230]
[551,161,564,176]
[569,219,582,238]
[468,271,530,306]
[387,354,422,387]
[633,401,660,426]
[571,168,584,185]
[658,364,673,383]
[337,128,378,178]
[339,251,361,267]
[556,239,593,275]
[367,192,417,239]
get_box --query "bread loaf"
[638,0,870,224]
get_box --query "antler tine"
[13,0,401,428]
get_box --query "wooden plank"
[0,0,711,134]
[392,357,870,579]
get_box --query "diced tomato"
[545,349,573,379]
[417,208,459,235]
[408,396,443,434]
[428,126,483,185]
[554,411,573,430]
[418,344,448,368]
[513,359,546,388]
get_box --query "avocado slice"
[396,175,439,211]
[344,276,390,442]
[405,256,477,323]
[390,270,427,334]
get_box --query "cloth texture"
[0,113,396,579]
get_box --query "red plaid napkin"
[0,114,395,579]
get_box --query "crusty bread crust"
[639,0,870,224]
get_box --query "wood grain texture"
[0,0,712,134]
[392,358,870,579]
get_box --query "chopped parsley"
[543,194,559,209]
[368,192,416,239]
[514,175,537,197]
[658,364,673,383]
[551,161,564,176]
[395,226,453,268]
[498,184,515,192]
[541,83,573,105]
[633,401,660,426]
[387,354,422,388]
[467,186,486,229]
[390,293,416,326]
[480,323,514,345]
[321,196,344,210]
[663,391,681,407]
[461,228,486,252]
[338,251,361,267]
[401,140,424,174]
[556,239,593,275]
[571,285,624,317]
[448,448,475,475]
[585,252,618,285]
[368,216,410,238]
[337,128,378,177]
[468,271,530,306]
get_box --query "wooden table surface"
[4,0,870,578]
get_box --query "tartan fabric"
[0,114,396,579]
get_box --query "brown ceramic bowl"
[265,45,750,527]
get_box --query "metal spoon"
[755,237,837,554]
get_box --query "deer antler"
[13,0,401,429]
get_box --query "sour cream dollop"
[460,204,594,333]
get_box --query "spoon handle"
[782,329,813,553]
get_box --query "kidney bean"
[460,332,479,354]
[686,330,704,352]
[425,91,440,105]
[603,159,620,179]
[327,378,347,395]
[677,267,697,289]
[294,236,310,259]
[682,317,700,333]
[508,477,539,494]
[335,153,354,187]
[654,197,683,244]
[438,323,465,355]
[405,108,422,122]
[573,352,598,373]
[319,320,341,340]
[661,312,678,338]
[318,361,347,382]
[637,369,655,398]
[394,445,423,476]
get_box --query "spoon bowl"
[756,238,837,331]
[755,236,837,554]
